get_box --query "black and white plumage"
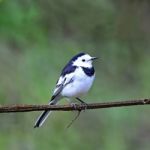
[34,53,97,128]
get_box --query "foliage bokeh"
[0,0,150,150]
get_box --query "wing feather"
[50,63,77,101]
[51,72,75,101]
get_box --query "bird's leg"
[66,98,79,110]
[76,97,88,110]
[76,97,87,104]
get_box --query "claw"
[70,103,79,110]
[81,103,88,112]
[75,97,88,111]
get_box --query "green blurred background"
[0,0,150,150]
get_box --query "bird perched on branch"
[34,52,98,128]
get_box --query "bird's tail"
[34,97,59,128]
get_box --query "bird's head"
[72,53,98,68]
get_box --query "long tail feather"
[34,110,51,128]
[34,98,59,128]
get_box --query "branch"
[0,98,149,113]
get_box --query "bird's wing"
[50,63,77,101]
[51,77,66,100]
[50,72,75,101]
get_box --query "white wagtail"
[34,52,97,128]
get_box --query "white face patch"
[73,54,93,68]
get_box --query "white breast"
[61,67,95,97]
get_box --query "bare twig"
[66,110,81,128]
[0,98,149,113]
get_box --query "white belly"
[61,68,95,97]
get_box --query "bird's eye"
[82,59,85,62]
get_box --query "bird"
[34,52,98,128]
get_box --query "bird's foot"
[76,97,88,111]
[81,102,88,112]
[70,103,79,110]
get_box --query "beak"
[91,57,98,61]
